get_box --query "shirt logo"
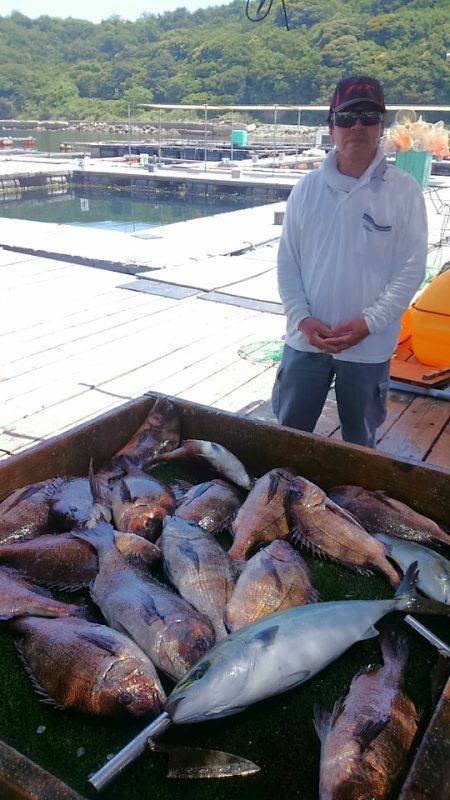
[362,213,392,232]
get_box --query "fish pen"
[0,392,448,800]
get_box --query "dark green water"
[0,187,267,232]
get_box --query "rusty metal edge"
[0,740,87,800]
[398,675,450,800]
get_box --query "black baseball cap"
[328,76,386,119]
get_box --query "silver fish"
[153,440,252,490]
[161,516,236,640]
[375,533,450,604]
[72,521,215,681]
[165,562,448,725]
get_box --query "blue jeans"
[271,346,390,448]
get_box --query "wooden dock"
[0,246,448,471]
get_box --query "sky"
[1,0,231,21]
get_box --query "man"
[272,75,427,447]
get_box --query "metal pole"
[295,109,301,166]
[273,105,277,176]
[204,104,208,172]
[230,109,234,163]
[127,103,131,158]
[405,615,450,656]
[158,108,162,161]
[89,712,172,791]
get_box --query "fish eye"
[118,691,133,705]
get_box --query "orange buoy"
[397,306,412,345]
[411,270,450,368]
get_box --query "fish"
[0,531,160,591]
[0,477,64,545]
[161,516,237,641]
[115,397,180,472]
[72,521,215,681]
[174,479,244,534]
[285,477,400,588]
[0,567,88,621]
[152,440,252,490]
[164,563,448,726]
[329,485,450,547]
[225,540,319,631]
[50,465,111,531]
[375,533,450,604]
[314,631,418,800]
[13,616,166,717]
[228,468,296,560]
[111,470,176,541]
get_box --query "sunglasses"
[332,110,385,128]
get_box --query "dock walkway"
[0,245,448,471]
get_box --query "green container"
[231,129,248,147]
[395,149,432,188]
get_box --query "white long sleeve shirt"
[277,147,427,363]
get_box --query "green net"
[238,340,284,365]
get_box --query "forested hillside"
[0,0,448,120]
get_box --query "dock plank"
[377,396,450,462]
[425,419,450,471]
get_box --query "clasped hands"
[299,316,370,354]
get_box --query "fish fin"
[39,580,87,593]
[267,473,280,504]
[43,476,65,501]
[360,625,379,640]
[290,529,319,557]
[88,461,111,507]
[118,479,133,503]
[313,699,344,742]
[380,629,408,673]
[171,481,195,504]
[249,625,279,648]
[313,706,331,742]
[282,669,310,690]
[140,596,163,625]
[78,629,121,657]
[71,521,116,552]
[15,640,66,709]
[177,541,200,571]
[3,484,44,508]
[308,586,320,603]
[355,717,389,750]
[3,570,55,598]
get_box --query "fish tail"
[380,629,408,677]
[394,561,450,616]
[43,476,65,501]
[88,460,111,508]
[313,698,344,742]
[71,520,116,553]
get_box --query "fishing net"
[238,340,284,365]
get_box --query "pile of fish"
[0,396,449,797]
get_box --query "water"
[1,128,135,153]
[0,186,268,232]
